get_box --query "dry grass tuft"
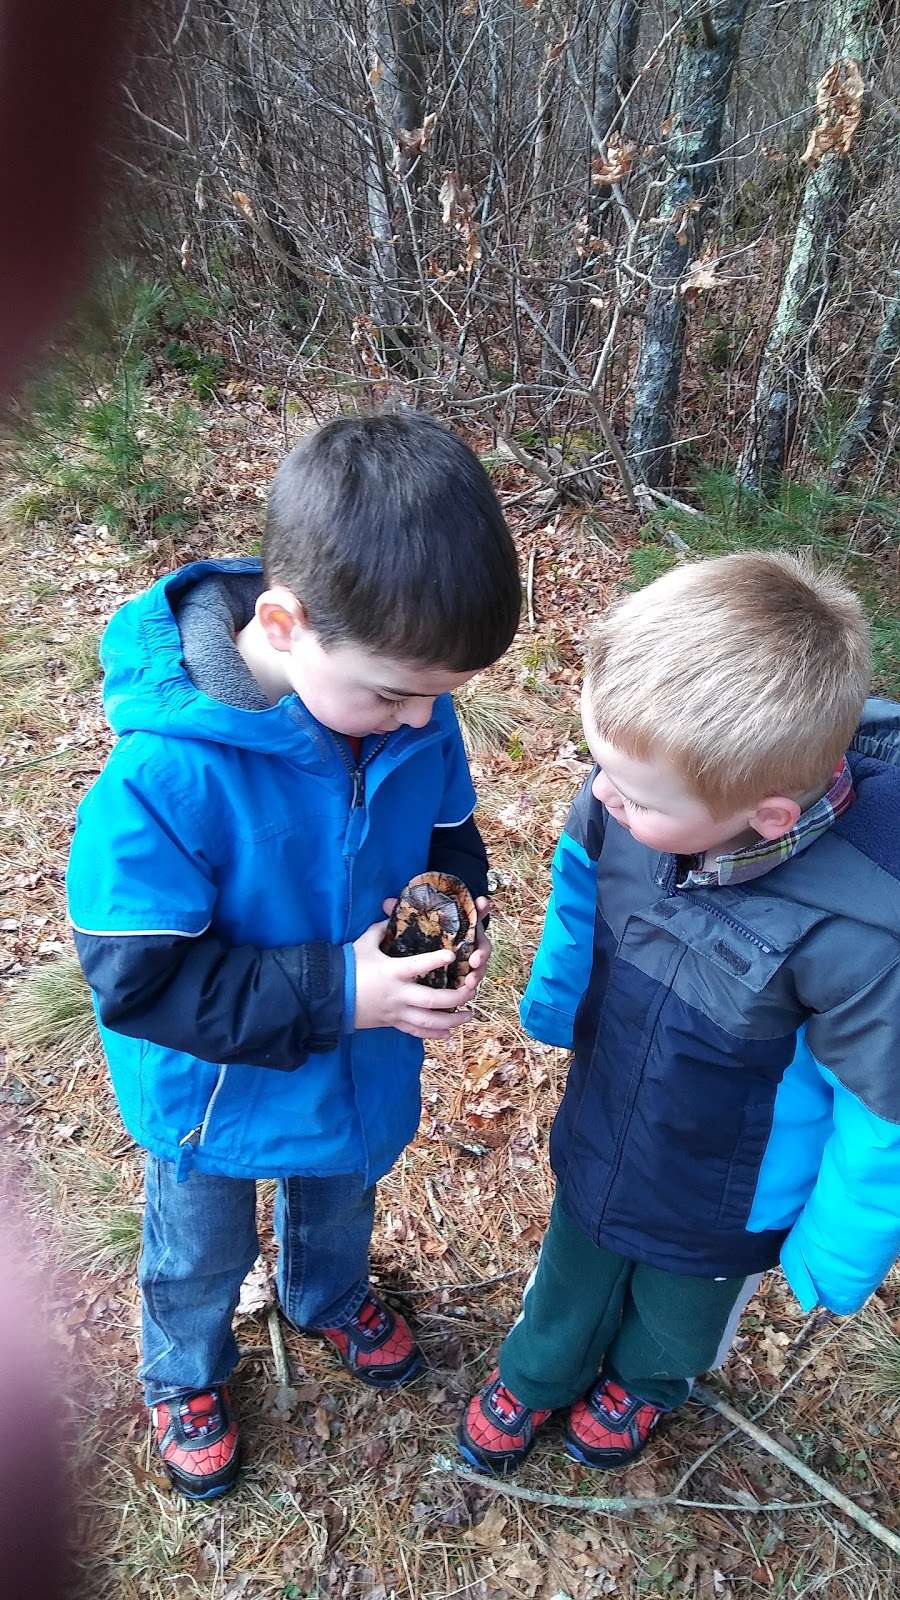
[7,953,98,1061]
[454,679,528,757]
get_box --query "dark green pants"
[500,1195,757,1411]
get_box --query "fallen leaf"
[368,53,384,88]
[263,1382,299,1419]
[762,1325,789,1377]
[465,1503,507,1547]
[236,1254,274,1317]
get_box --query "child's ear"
[256,586,308,653]
[748,795,802,840]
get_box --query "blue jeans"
[139,1156,376,1403]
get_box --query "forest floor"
[2,371,900,1600]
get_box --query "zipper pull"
[175,1125,201,1184]
[351,767,365,809]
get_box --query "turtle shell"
[381,871,477,989]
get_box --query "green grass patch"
[4,265,206,541]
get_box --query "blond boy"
[460,552,900,1475]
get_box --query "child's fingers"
[393,946,455,982]
[400,1006,472,1038]
[406,978,474,1012]
[382,897,398,916]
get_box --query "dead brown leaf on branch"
[679,247,728,300]
[800,58,865,169]
[439,169,482,271]
[397,110,437,155]
[591,131,636,186]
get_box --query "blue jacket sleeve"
[781,961,900,1314]
[72,927,346,1069]
[520,773,603,1048]
[434,695,478,826]
[67,741,350,1068]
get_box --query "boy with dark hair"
[459,552,900,1477]
[68,411,521,1501]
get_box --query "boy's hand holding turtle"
[353,894,491,1040]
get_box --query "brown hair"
[264,411,521,670]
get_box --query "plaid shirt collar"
[676,757,855,890]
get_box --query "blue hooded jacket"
[521,701,900,1316]
[67,559,486,1183]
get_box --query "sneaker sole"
[169,1473,240,1501]
[457,1427,536,1477]
[348,1349,426,1389]
[165,1457,242,1501]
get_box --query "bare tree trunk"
[739,0,872,494]
[828,274,900,487]
[214,1,312,307]
[627,2,749,487]
[542,0,641,381]
[364,0,424,364]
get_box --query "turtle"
[381,871,477,989]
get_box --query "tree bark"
[828,277,900,487]
[542,0,641,382]
[626,2,749,487]
[214,1,312,306]
[363,0,424,363]
[739,0,872,494]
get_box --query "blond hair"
[586,552,870,814]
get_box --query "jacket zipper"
[660,858,775,954]
[331,732,392,810]
[669,887,775,955]
[178,1064,228,1157]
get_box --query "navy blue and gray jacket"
[67,560,487,1183]
[521,701,900,1315]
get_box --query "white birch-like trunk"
[626,2,749,486]
[738,0,872,493]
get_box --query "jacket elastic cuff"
[780,1234,819,1313]
[519,994,574,1049]
[341,943,357,1034]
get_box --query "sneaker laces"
[178,1393,220,1441]
[489,1381,527,1422]
[350,1295,387,1338]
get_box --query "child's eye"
[624,798,649,815]
[377,693,406,708]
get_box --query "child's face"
[287,627,475,739]
[581,688,762,858]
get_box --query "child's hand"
[352,906,478,1039]
[467,896,493,992]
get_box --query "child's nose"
[399,697,434,728]
[592,769,613,804]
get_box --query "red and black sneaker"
[458,1369,553,1476]
[314,1289,424,1389]
[565,1377,664,1470]
[152,1385,241,1500]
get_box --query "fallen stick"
[431,1455,820,1516]
[694,1384,900,1558]
[526,545,537,629]
[267,1306,291,1387]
